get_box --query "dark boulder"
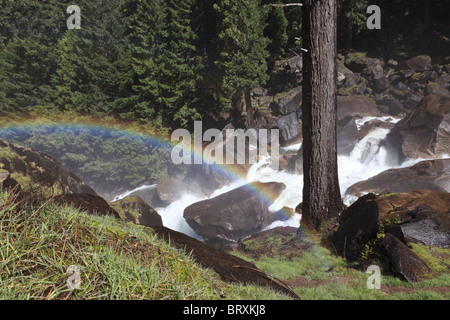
[183,182,286,243]
[332,193,380,261]
[382,233,431,282]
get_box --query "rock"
[332,193,380,261]
[286,144,303,174]
[387,94,450,160]
[0,139,97,196]
[357,119,396,141]
[109,195,163,227]
[345,52,383,73]
[152,226,296,297]
[425,81,450,96]
[363,63,390,93]
[271,87,302,115]
[398,55,432,72]
[53,193,120,219]
[394,205,450,249]
[337,95,380,120]
[277,113,301,147]
[346,159,450,197]
[183,182,286,243]
[237,226,312,259]
[287,55,302,71]
[125,184,157,207]
[382,233,430,282]
[337,115,359,155]
[332,190,448,281]
[0,169,21,192]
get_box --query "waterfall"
[113,115,433,237]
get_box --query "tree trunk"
[244,89,255,128]
[301,0,343,230]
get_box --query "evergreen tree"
[214,0,269,127]
[262,0,289,64]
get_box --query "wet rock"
[183,182,286,243]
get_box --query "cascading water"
[112,115,439,238]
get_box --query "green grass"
[231,232,450,300]
[0,189,290,300]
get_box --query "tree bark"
[301,0,343,230]
[244,89,255,128]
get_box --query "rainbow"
[0,120,295,223]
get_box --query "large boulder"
[332,190,450,260]
[332,190,449,281]
[332,193,380,261]
[345,159,450,197]
[183,182,286,243]
[386,94,450,160]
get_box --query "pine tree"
[214,0,269,128]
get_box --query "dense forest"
[1,0,448,129]
[0,0,449,196]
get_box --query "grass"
[1,187,448,300]
[0,189,290,300]
[231,231,450,300]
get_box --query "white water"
[113,115,445,237]
[112,184,157,202]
